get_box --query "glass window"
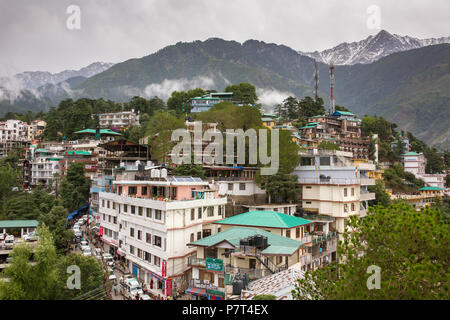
[141,186,147,196]
[191,209,195,221]
[344,188,348,197]
[351,188,355,196]
[228,183,233,191]
[197,232,202,240]
[154,256,161,267]
[239,183,246,191]
[207,207,214,217]
[286,230,291,238]
[153,235,162,247]
[146,208,151,218]
[130,228,134,237]
[155,210,162,220]
[138,207,143,216]
[123,204,128,213]
[146,233,152,244]
[198,208,202,219]
[129,245,134,255]
[190,233,194,242]
[129,186,137,195]
[137,230,142,240]
[319,157,330,166]
[131,205,136,214]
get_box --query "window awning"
[186,287,207,297]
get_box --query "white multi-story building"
[96,110,139,129]
[293,149,374,236]
[29,147,63,186]
[0,119,28,142]
[402,151,446,189]
[98,170,227,298]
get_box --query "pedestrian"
[113,284,117,296]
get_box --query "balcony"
[188,279,225,295]
[298,178,358,185]
[360,192,376,201]
[187,257,206,268]
[360,178,375,186]
[311,231,337,245]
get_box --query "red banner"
[162,260,167,278]
[99,226,103,236]
[166,278,172,297]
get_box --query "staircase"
[251,248,287,275]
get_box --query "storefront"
[185,287,224,300]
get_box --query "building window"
[138,207,143,216]
[155,210,162,220]
[203,229,212,238]
[153,235,162,247]
[129,186,137,195]
[296,228,300,238]
[198,208,202,219]
[207,207,214,217]
[305,201,312,204]
[137,230,142,240]
[146,233,152,244]
[219,206,222,216]
[113,217,117,224]
[239,183,246,191]
[123,204,128,213]
[112,202,116,210]
[306,186,312,189]
[319,157,330,166]
[197,232,202,240]
[102,199,105,207]
[131,205,136,214]
[154,256,161,267]
[190,233,194,242]
[107,201,110,209]
[137,248,142,259]
[351,203,355,211]
[144,251,151,263]
[146,208,151,218]
[344,188,348,197]
[141,186,147,196]
[130,228,134,237]
[344,204,349,212]
[351,188,355,196]
[191,209,195,221]
[286,230,291,238]
[129,245,134,255]
[228,183,233,191]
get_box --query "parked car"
[102,253,115,267]
[0,233,6,241]
[82,247,92,256]
[74,231,82,238]
[108,269,117,281]
[23,232,38,242]
[4,235,14,249]
[140,294,151,300]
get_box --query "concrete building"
[402,152,446,189]
[96,110,140,129]
[27,120,46,141]
[98,171,227,298]
[0,119,30,157]
[190,92,234,113]
[292,149,373,237]
[29,147,63,187]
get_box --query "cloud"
[257,88,293,108]
[143,76,215,99]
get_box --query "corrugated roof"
[332,111,355,116]
[66,150,92,156]
[74,129,122,135]
[0,220,39,228]
[215,210,312,228]
[188,226,303,255]
[404,151,421,156]
[419,186,444,191]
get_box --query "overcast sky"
[0,0,449,75]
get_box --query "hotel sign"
[205,258,223,272]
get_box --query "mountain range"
[0,31,449,150]
[300,29,450,65]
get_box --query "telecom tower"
[329,63,335,114]
[314,60,319,101]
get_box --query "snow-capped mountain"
[0,61,114,91]
[300,30,450,65]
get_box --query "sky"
[0,0,449,76]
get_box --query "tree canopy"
[292,203,449,300]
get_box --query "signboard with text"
[162,260,167,277]
[166,278,172,297]
[205,258,223,272]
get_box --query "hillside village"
[0,80,448,300]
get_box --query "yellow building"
[390,187,444,209]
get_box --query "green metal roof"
[300,124,318,129]
[404,151,421,156]
[74,129,122,136]
[66,150,92,156]
[333,111,355,116]
[418,186,444,191]
[215,210,312,229]
[188,226,303,256]
[262,117,275,122]
[35,148,49,153]
[310,115,325,118]
[0,220,39,228]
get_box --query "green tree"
[292,203,450,300]
[167,88,206,115]
[38,205,73,252]
[145,110,186,163]
[56,253,105,299]
[260,173,300,204]
[225,83,258,105]
[173,164,206,179]
[0,225,61,300]
[60,163,91,212]
[318,140,340,151]
[252,294,277,300]
[368,180,391,207]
